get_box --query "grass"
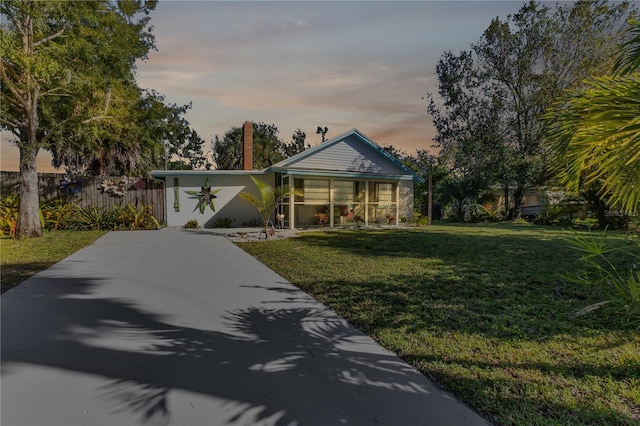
[1,230,106,293]
[237,223,640,426]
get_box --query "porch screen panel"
[295,178,329,203]
[369,182,397,223]
[349,181,366,222]
[278,174,289,227]
[369,182,396,203]
[334,180,355,225]
[294,178,330,226]
[333,180,353,203]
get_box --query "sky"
[1,0,528,172]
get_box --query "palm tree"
[547,20,640,214]
[238,176,302,237]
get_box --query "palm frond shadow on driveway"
[2,276,449,425]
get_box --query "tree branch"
[0,116,21,130]
[33,27,66,48]
[82,115,115,124]
[0,60,28,109]
[41,86,70,97]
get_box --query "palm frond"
[237,192,263,213]
[547,74,640,213]
[614,19,640,75]
[238,176,302,234]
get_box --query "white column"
[395,182,400,225]
[329,178,334,228]
[289,174,295,230]
[364,180,369,226]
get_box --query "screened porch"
[276,174,399,229]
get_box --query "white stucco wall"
[160,172,274,228]
[399,180,415,221]
[154,170,417,229]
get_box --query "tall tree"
[284,128,308,158]
[0,0,157,237]
[155,96,211,171]
[426,50,511,216]
[427,0,633,219]
[472,1,551,217]
[402,149,448,216]
[50,87,162,175]
[212,123,307,170]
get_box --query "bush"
[114,204,160,230]
[0,195,19,237]
[40,201,159,231]
[1,197,159,236]
[211,217,235,228]
[534,204,566,225]
[242,218,262,227]
[40,198,72,230]
[566,229,640,325]
[183,219,199,229]
[467,203,504,222]
[414,215,430,227]
[534,192,585,226]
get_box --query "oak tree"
[1,0,157,237]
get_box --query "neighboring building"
[151,123,423,229]
[489,188,546,220]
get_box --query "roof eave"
[150,169,268,177]
[270,167,418,181]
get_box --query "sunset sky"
[1,0,527,172]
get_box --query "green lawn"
[1,230,106,293]
[237,223,640,426]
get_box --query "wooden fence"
[1,172,65,200]
[0,172,165,223]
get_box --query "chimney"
[242,121,253,170]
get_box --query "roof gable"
[270,129,420,180]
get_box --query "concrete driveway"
[1,229,491,426]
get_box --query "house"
[151,122,423,229]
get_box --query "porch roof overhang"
[267,166,417,181]
[150,169,267,178]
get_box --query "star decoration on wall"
[185,178,222,214]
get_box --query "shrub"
[184,219,199,229]
[242,218,262,227]
[414,215,430,227]
[40,198,72,230]
[565,229,640,325]
[467,203,504,222]
[534,193,585,226]
[211,217,235,228]
[0,195,19,237]
[113,204,160,230]
[41,201,159,231]
[1,197,159,234]
[534,204,564,225]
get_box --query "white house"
[151,123,423,229]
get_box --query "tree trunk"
[511,186,525,220]
[583,187,609,229]
[17,145,42,238]
[503,183,510,219]
[14,8,42,238]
